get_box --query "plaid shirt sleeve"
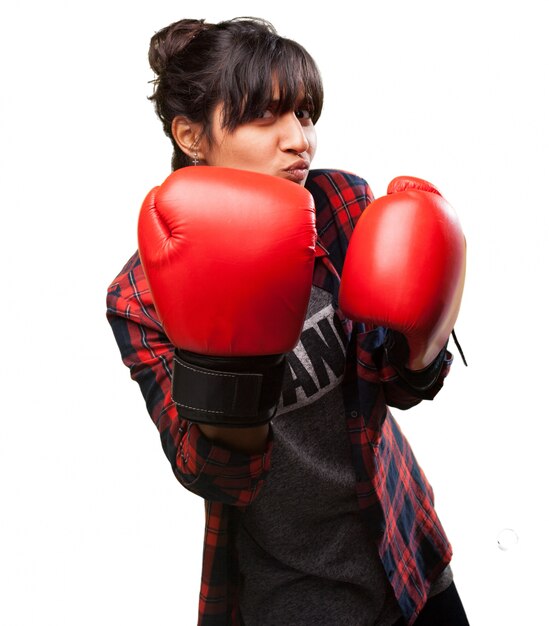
[106,252,272,507]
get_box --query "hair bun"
[149,18,210,75]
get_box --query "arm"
[197,423,269,455]
[306,170,459,408]
[137,166,315,442]
[106,257,272,506]
[340,175,465,406]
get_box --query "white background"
[1,1,547,624]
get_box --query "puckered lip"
[284,158,310,172]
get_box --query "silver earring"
[192,151,199,166]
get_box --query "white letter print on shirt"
[277,302,347,415]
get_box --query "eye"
[295,108,312,121]
[255,109,275,120]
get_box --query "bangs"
[218,35,324,129]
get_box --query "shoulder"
[306,169,374,210]
[305,170,374,260]
[306,168,370,188]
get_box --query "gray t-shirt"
[237,287,452,625]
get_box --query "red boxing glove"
[339,176,466,370]
[138,166,317,425]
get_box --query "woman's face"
[200,90,317,186]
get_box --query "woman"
[106,17,469,625]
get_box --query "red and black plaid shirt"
[106,169,453,625]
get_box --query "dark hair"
[148,17,324,170]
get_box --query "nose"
[279,112,310,155]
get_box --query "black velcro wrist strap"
[171,350,286,427]
[384,330,448,396]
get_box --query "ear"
[171,116,205,161]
